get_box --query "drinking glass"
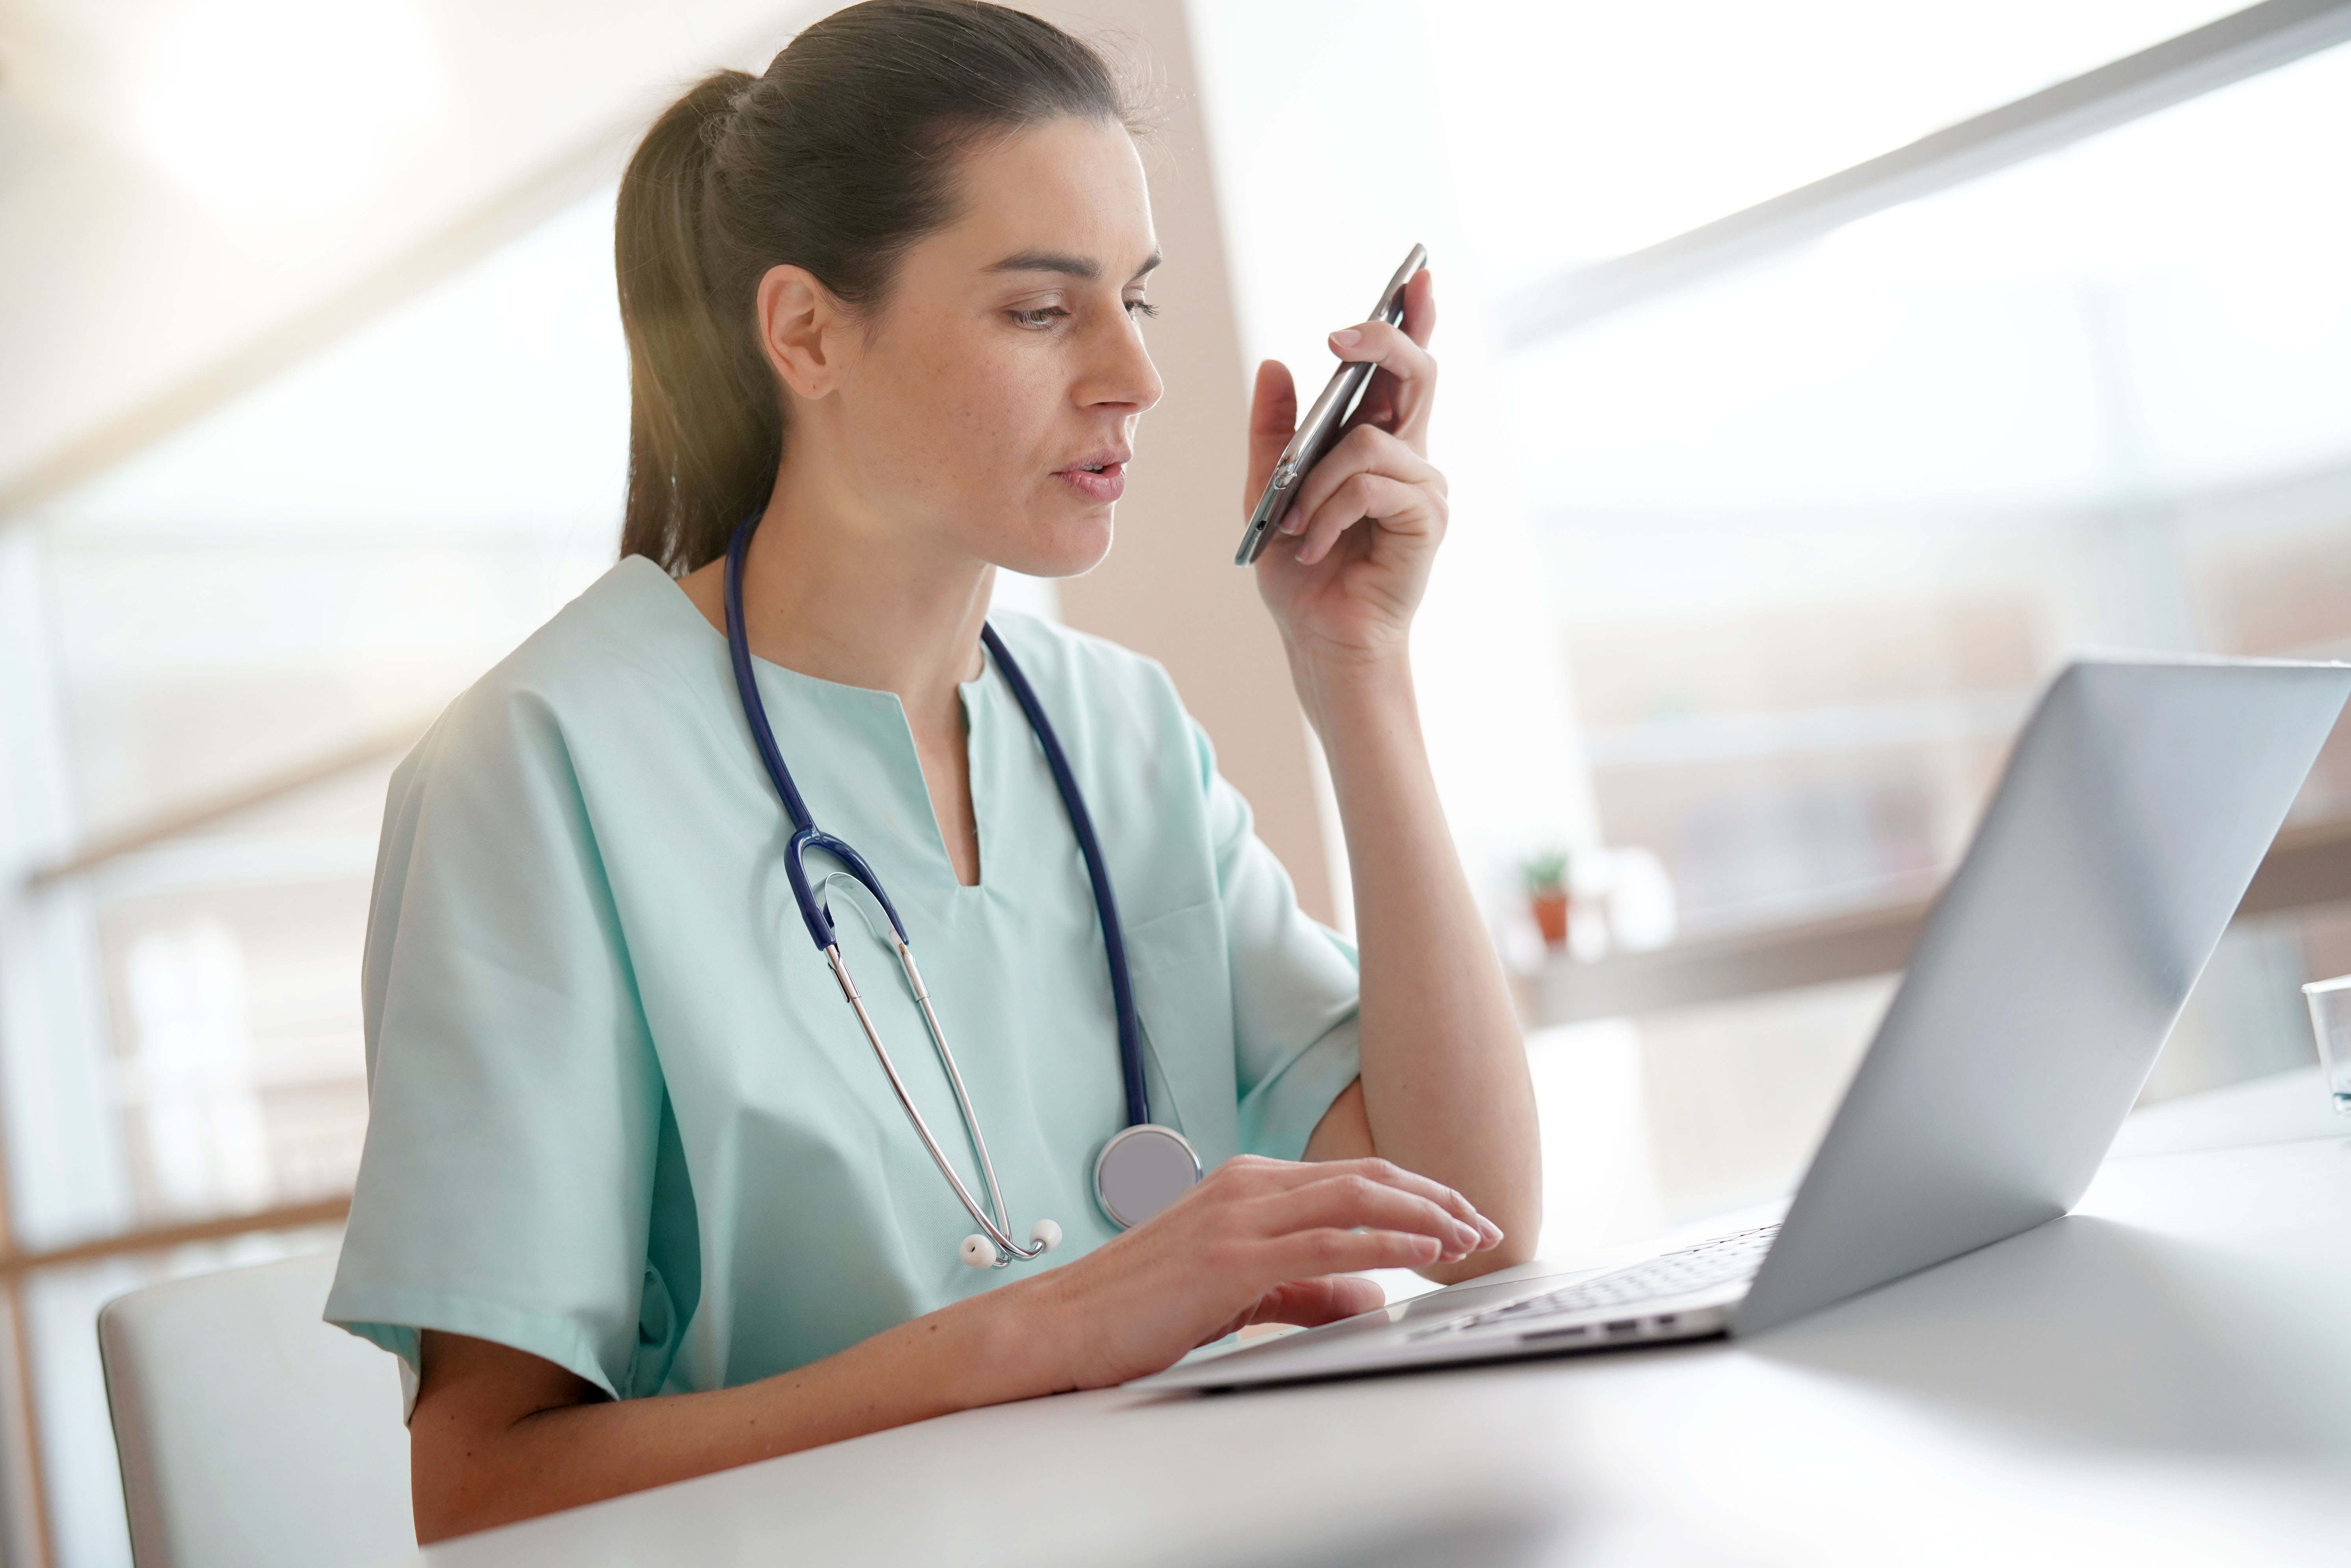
[2301,975,2351,1117]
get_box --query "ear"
[755,264,851,401]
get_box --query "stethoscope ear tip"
[959,1219,1061,1269]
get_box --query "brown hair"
[615,0,1133,574]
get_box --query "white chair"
[98,1250,414,1568]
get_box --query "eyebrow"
[987,249,1162,283]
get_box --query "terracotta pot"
[1530,889,1569,948]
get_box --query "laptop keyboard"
[1412,1224,1780,1339]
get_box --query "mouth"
[1054,452,1130,503]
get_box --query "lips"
[1054,453,1129,504]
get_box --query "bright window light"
[117,0,451,217]
[1502,38,2351,518]
[1430,0,2247,291]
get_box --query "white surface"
[393,1081,2351,1567]
[2113,1063,2345,1158]
[99,1250,412,1568]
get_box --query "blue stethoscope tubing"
[722,512,1200,1265]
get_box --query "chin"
[1004,512,1116,579]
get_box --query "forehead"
[927,117,1157,275]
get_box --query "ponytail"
[616,72,778,576]
[613,2,1136,574]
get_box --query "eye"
[1010,306,1070,330]
[1125,299,1161,320]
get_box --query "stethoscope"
[723,512,1203,1268]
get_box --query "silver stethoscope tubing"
[722,512,1201,1266]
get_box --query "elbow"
[1483,1223,1542,1274]
[407,1330,614,1542]
[413,1490,487,1548]
[413,1507,471,1549]
[412,1444,580,1545]
[408,1403,580,1543]
[411,1404,598,1544]
[411,1453,529,1547]
[1423,1168,1542,1283]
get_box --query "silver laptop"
[1137,656,2350,1393]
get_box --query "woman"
[327,0,1537,1541]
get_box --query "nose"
[1080,308,1163,417]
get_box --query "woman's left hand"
[1246,268,1445,671]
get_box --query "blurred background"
[3,0,2349,1561]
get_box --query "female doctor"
[327,0,1538,1541]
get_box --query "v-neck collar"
[611,555,1005,894]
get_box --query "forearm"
[1292,645,1541,1274]
[412,1289,1046,1541]
[415,1142,1503,1540]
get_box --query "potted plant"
[1522,849,1570,950]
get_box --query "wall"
[1025,0,1335,921]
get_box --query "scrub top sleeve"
[325,688,664,1402]
[1191,723,1364,1160]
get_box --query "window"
[1492,29,2351,1245]
[1503,36,2351,929]
[1432,0,2249,278]
[1,189,627,1566]
[1198,0,2351,1261]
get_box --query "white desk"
[411,1073,2351,1567]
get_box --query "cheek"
[848,322,1104,570]
[933,351,1055,486]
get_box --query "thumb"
[1245,359,1297,510]
[1245,1274,1387,1329]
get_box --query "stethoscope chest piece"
[1094,1123,1202,1229]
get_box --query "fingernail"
[1329,328,1361,351]
[1477,1218,1503,1244]
[1453,1222,1480,1249]
[1280,512,1306,534]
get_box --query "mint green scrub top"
[324,557,1362,1401]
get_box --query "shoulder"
[985,611,1200,767]
[466,555,702,718]
[397,555,720,798]
[985,610,1177,703]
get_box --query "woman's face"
[805,116,1164,579]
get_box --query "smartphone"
[1233,243,1428,567]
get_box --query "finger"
[1292,1157,1501,1244]
[1285,425,1439,536]
[1353,269,1436,441]
[1399,265,1435,350]
[1289,472,1438,568]
[1329,318,1435,418]
[1246,359,1298,507]
[1200,1153,1493,1238]
[1330,307,1438,449]
[1198,1275,1384,1347]
[1255,1173,1483,1258]
[1245,1276,1387,1329]
[1257,1172,1477,1257]
[1251,1227,1446,1279]
[1287,473,1407,570]
[1330,315,1434,380]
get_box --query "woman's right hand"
[1019,1154,1503,1391]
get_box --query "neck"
[711,458,994,730]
